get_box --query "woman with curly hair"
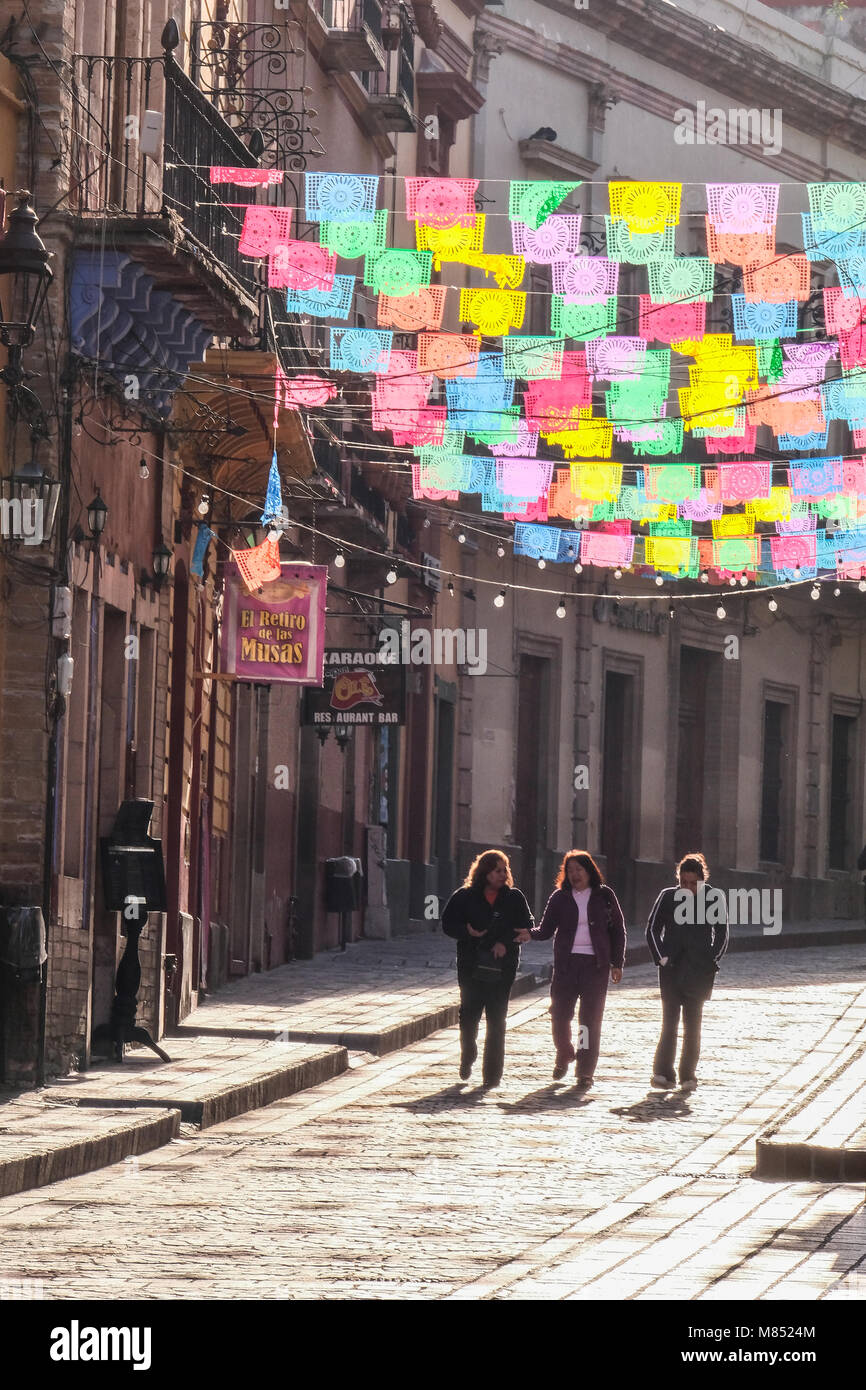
[530,851,626,1089]
[441,849,534,1088]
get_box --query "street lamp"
[0,191,53,386]
[151,537,173,589]
[0,452,61,545]
[86,489,108,539]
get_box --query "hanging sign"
[302,648,407,726]
[220,563,327,684]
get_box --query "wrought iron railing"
[190,20,320,172]
[319,0,383,35]
[360,21,414,107]
[71,52,260,300]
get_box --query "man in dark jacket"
[645,852,728,1092]
[441,851,533,1087]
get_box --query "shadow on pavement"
[609,1092,693,1123]
[496,1083,596,1112]
[393,1083,490,1112]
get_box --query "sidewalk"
[1,916,863,1200]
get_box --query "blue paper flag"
[261,452,283,526]
[191,523,214,578]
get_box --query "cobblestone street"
[2,946,865,1302]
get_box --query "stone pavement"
[1,919,863,1201]
[1,943,864,1300]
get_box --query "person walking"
[645,852,729,1093]
[529,851,626,1089]
[441,850,534,1088]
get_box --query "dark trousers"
[550,955,609,1080]
[458,973,514,1084]
[653,968,704,1082]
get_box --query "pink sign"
[220,563,327,685]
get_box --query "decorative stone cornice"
[526,0,866,159]
[518,139,599,181]
[475,9,865,182]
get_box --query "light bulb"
[811,584,820,600]
[268,527,282,544]
[423,516,431,529]
[138,458,149,480]
[333,550,346,568]
[457,531,466,544]
[834,586,841,597]
[728,576,737,587]
[655,575,664,587]
[614,567,622,579]
[739,575,748,587]
[537,558,546,570]
[700,571,708,584]
[574,563,583,575]
[555,598,566,619]
[447,580,454,597]
[859,578,866,592]
[669,607,676,620]
[386,567,398,585]
[197,495,210,515]
[768,598,778,612]
[716,605,726,619]
[493,589,506,608]
[496,544,505,558]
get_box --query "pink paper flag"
[238,206,293,257]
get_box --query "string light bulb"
[739,574,748,587]
[716,604,726,619]
[811,584,820,600]
[555,597,566,619]
[700,571,709,584]
[386,566,398,585]
[493,589,506,608]
[768,597,778,612]
[859,578,866,592]
[669,606,676,620]
[333,549,346,569]
[447,578,454,597]
[197,494,210,515]
[833,586,841,596]
[496,544,505,558]
[457,530,466,544]
[537,558,546,569]
[614,567,622,579]
[574,562,583,575]
[655,575,664,587]
[138,457,149,480]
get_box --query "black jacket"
[646,884,728,1001]
[441,884,534,981]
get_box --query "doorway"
[515,654,551,915]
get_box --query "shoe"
[679,1078,697,1093]
[651,1073,676,1089]
[552,1057,569,1081]
[575,1076,593,1091]
[459,1043,477,1081]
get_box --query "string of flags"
[204,170,866,589]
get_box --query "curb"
[755,1137,866,1183]
[0,1106,180,1201]
[175,966,553,1058]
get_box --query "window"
[829,712,857,870]
[760,700,787,862]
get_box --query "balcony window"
[319,0,386,72]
